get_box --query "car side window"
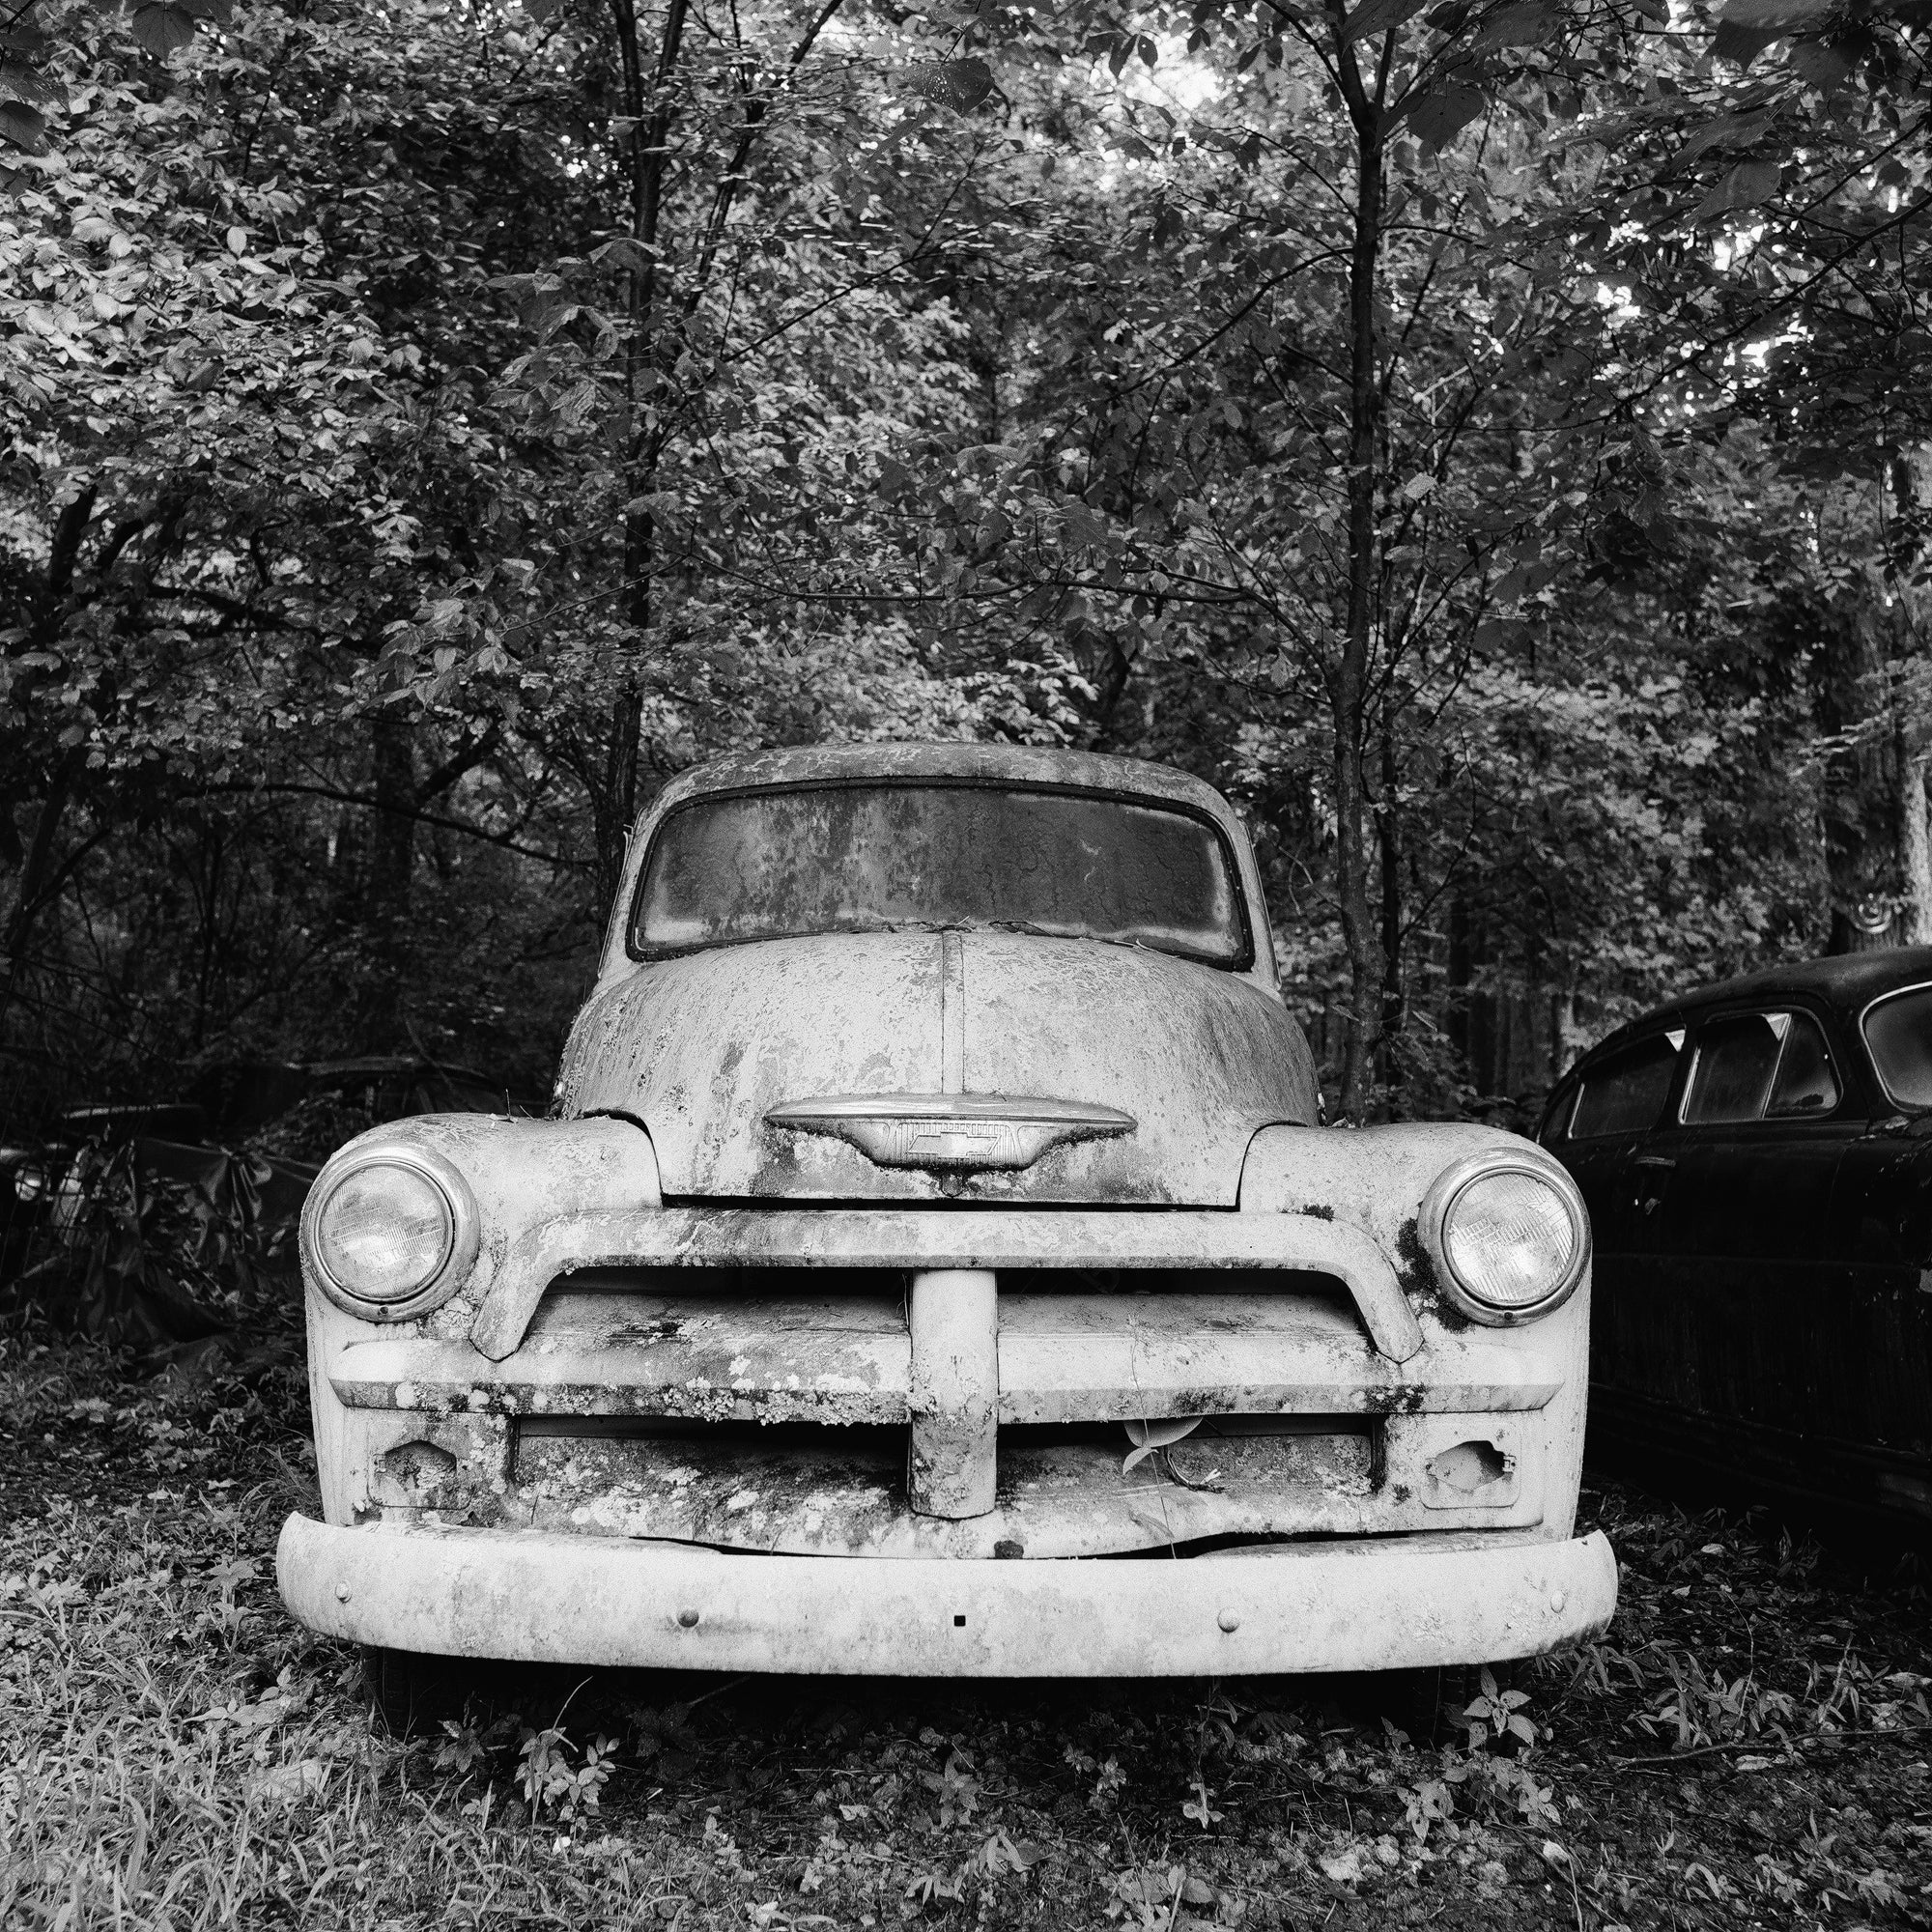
[1566,1033,1683,1139]
[1861,984,1932,1108]
[1765,1013,1840,1118]
[1683,1010,1839,1125]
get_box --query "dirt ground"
[2,1321,1928,1931]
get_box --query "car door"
[1540,1028,1687,1322]
[1637,1003,1864,1490]
[1817,982,1932,1520]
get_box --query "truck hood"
[554,932,1317,1206]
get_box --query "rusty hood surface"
[553,931,1317,1205]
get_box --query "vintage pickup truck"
[277,743,1616,1709]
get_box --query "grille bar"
[469,1206,1425,1362]
[331,1288,1554,1422]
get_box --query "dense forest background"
[2,0,1929,1136]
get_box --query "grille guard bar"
[467,1207,1426,1364]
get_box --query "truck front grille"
[336,1265,1550,1552]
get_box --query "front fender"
[300,1113,659,1524]
[1239,1122,1593,1539]
[1239,1122,1577,1321]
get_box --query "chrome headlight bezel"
[300,1142,480,1322]
[1418,1151,1590,1326]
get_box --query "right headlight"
[1418,1151,1589,1324]
[302,1143,479,1321]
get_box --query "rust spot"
[1302,1204,1335,1221]
[378,1439,460,1506]
[1395,1217,1470,1331]
[1362,1384,1427,1416]
[608,1319,684,1345]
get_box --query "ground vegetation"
[1,1299,1927,1930]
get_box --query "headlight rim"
[301,1142,480,1322]
[1418,1150,1589,1326]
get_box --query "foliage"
[1,0,1930,1124]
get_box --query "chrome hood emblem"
[766,1093,1135,1175]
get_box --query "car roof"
[1580,947,1932,1066]
[647,742,1239,824]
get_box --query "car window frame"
[624,776,1260,972]
[1857,979,1932,1113]
[1673,1001,1849,1131]
[1558,1026,1688,1143]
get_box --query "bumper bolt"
[335,1581,351,1602]
[678,1608,700,1628]
[1217,1608,1240,1633]
[1549,1590,1566,1613]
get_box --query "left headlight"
[302,1144,480,1321]
[1418,1151,1589,1325]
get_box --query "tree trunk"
[0,486,98,1029]
[1549,987,1580,1082]
[1900,747,1932,946]
[356,714,417,1051]
[1328,26,1388,1121]
[1817,597,1904,953]
[1446,894,1471,1070]
[1375,723,1403,1096]
[601,0,692,928]
[593,688,643,923]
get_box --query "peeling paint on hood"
[553,930,1318,1205]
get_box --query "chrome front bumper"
[278,1515,1617,1677]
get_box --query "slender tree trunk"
[356,715,417,1051]
[1817,597,1903,952]
[1895,584,1932,944]
[1899,744,1932,945]
[602,0,692,924]
[1550,987,1580,1081]
[1375,722,1403,1096]
[1446,894,1471,1070]
[0,486,99,1029]
[594,691,643,922]
[193,820,226,1054]
[1329,27,1387,1120]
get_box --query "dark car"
[1539,949,1932,1535]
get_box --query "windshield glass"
[1863,985,1932,1107]
[631,782,1249,966]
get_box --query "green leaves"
[128,5,201,58]
[1717,0,1836,31]
[0,99,46,156]
[1711,0,1836,67]
[1339,0,1433,47]
[901,56,995,112]
[1693,157,1782,222]
[1470,1,1562,47]
[122,0,233,59]
[0,9,57,175]
[1401,77,1487,148]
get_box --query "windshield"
[1862,984,1932,1108]
[630,782,1249,966]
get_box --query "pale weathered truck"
[277,743,1616,1714]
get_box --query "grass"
[1,1317,1928,1931]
